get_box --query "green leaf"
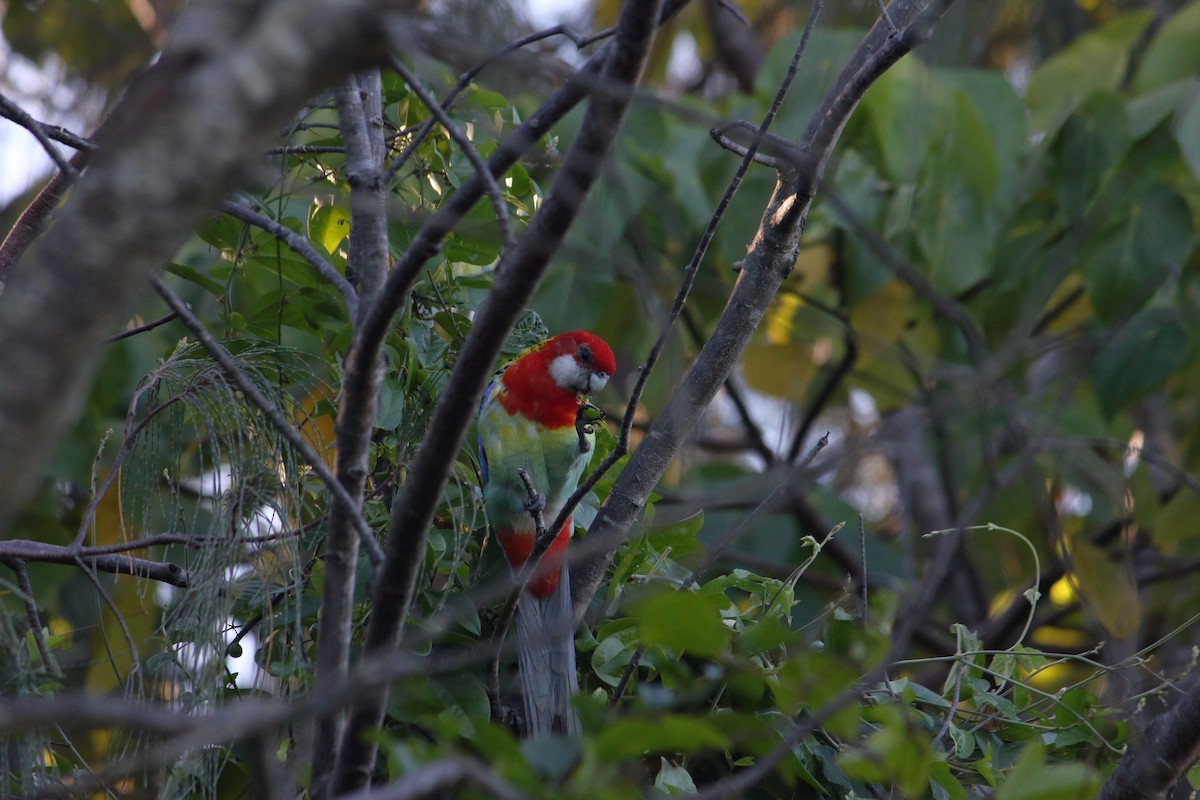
[1175,86,1200,179]
[1066,534,1143,638]
[930,758,970,800]
[1047,91,1129,219]
[861,56,944,183]
[996,742,1101,800]
[1092,307,1190,417]
[837,705,934,797]
[1133,1,1200,93]
[630,589,731,659]
[165,262,224,295]
[595,715,727,762]
[1080,186,1195,321]
[309,203,350,256]
[519,735,581,782]
[645,511,705,559]
[1027,10,1154,137]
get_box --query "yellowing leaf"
[295,386,337,469]
[309,203,351,256]
[1155,491,1200,554]
[849,280,913,344]
[742,340,814,401]
[1064,537,1140,640]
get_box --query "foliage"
[2,1,1200,799]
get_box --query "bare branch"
[105,310,180,343]
[0,539,190,587]
[310,67,393,800]
[1101,678,1200,800]
[0,150,89,282]
[0,0,400,530]
[5,560,62,677]
[0,92,80,178]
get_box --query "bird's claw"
[524,491,546,514]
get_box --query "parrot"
[477,330,616,737]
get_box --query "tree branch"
[1101,678,1200,800]
[0,0,400,531]
[310,66,392,800]
[570,0,961,620]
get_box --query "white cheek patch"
[549,353,581,391]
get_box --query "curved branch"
[0,92,80,178]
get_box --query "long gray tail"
[514,563,581,737]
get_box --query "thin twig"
[6,560,62,678]
[219,199,358,316]
[75,555,144,694]
[388,56,515,251]
[105,311,180,343]
[0,92,80,178]
[875,0,900,36]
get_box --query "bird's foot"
[524,491,546,514]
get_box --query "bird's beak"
[588,372,610,394]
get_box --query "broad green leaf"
[930,758,970,800]
[1127,79,1196,139]
[1133,1,1200,93]
[1026,10,1154,137]
[1176,87,1200,179]
[1079,186,1195,321]
[1091,307,1190,417]
[645,510,705,559]
[595,715,727,762]
[996,742,1101,800]
[837,705,934,798]
[860,56,945,184]
[630,589,731,658]
[519,735,581,782]
[1047,91,1129,219]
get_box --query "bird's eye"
[578,344,592,364]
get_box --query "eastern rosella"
[478,330,615,736]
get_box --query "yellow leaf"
[742,340,815,401]
[849,280,913,344]
[1064,536,1140,639]
[295,386,337,469]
